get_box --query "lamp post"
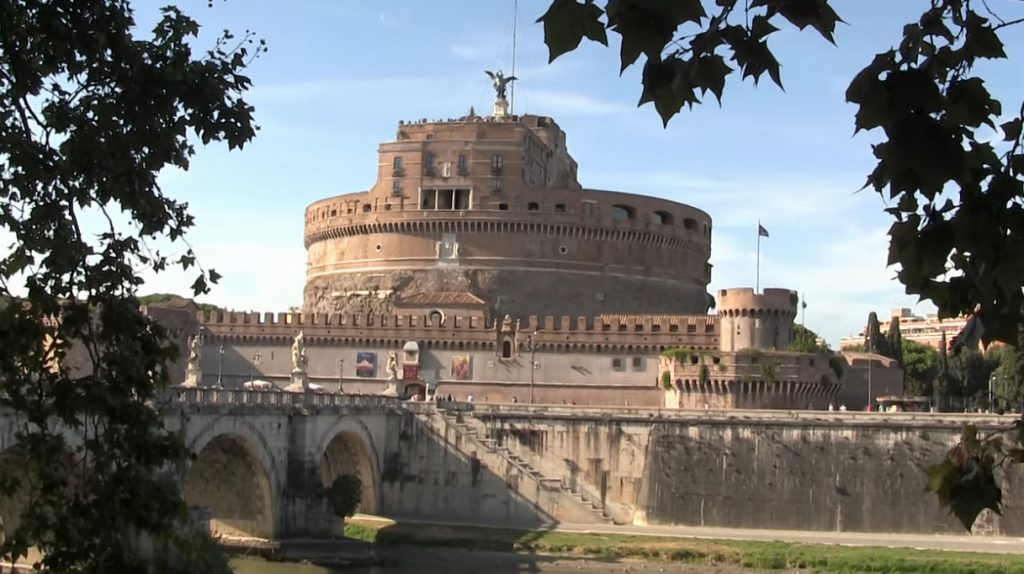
[989,372,997,413]
[250,351,261,383]
[527,330,538,404]
[217,345,224,388]
[337,357,345,394]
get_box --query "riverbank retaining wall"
[463,407,1022,535]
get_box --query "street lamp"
[217,345,224,387]
[337,357,345,394]
[250,351,261,383]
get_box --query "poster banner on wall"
[356,352,376,378]
[451,355,471,380]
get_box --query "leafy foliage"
[138,292,222,314]
[328,474,364,520]
[539,0,1024,346]
[788,324,828,354]
[661,347,695,363]
[924,424,1010,530]
[863,312,890,358]
[948,348,1000,406]
[661,370,672,390]
[887,316,904,369]
[902,339,938,397]
[0,1,262,570]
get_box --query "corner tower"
[717,288,798,351]
[303,112,713,319]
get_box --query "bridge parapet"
[167,387,400,410]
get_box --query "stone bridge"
[5,395,1024,541]
[1,389,404,541]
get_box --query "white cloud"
[519,89,630,116]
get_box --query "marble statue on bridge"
[182,331,203,387]
[287,330,310,392]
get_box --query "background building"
[839,307,969,351]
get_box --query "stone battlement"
[717,287,798,315]
[198,310,719,334]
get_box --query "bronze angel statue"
[485,69,517,101]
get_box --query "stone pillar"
[181,364,202,388]
[493,98,509,119]
[285,368,309,393]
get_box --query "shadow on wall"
[182,434,275,540]
[378,406,574,541]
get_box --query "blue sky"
[126,0,1024,346]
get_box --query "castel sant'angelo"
[157,76,840,409]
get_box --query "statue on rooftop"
[485,70,517,101]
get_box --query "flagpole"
[756,221,761,294]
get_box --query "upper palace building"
[302,111,714,319]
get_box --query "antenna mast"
[510,0,518,114]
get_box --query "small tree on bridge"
[327,474,363,523]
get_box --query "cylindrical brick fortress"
[303,114,713,318]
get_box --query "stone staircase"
[428,406,612,524]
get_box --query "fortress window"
[501,340,513,359]
[618,324,627,332]
[439,189,454,209]
[555,203,566,213]
[454,189,471,210]
[498,202,508,211]
[393,156,404,176]
[424,153,436,175]
[653,210,674,225]
[362,204,372,213]
[420,189,437,209]
[582,201,596,216]
[492,178,503,192]
[683,217,699,231]
[651,324,661,332]
[611,204,635,220]
[330,209,337,217]
[491,153,503,174]
[669,325,679,333]
[392,180,402,196]
[612,358,624,371]
[687,324,696,334]
[457,154,469,175]
[632,357,643,371]
[528,202,539,211]
[558,245,568,255]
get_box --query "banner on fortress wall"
[356,352,377,378]
[451,355,472,380]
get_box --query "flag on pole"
[758,223,770,238]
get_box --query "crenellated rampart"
[198,311,720,353]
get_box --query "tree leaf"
[1002,118,1022,142]
[538,0,609,63]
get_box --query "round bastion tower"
[717,288,799,352]
[303,111,714,318]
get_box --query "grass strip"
[344,521,1024,574]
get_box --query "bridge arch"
[316,418,381,515]
[183,417,280,540]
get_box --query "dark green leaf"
[1002,118,1023,142]
[538,0,609,63]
